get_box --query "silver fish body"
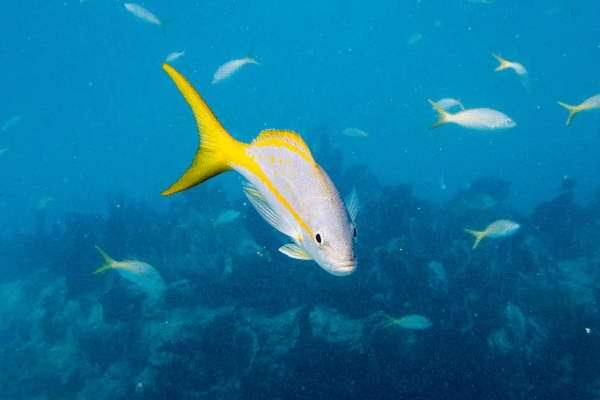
[452,108,516,130]
[212,57,260,84]
[428,99,516,131]
[238,132,357,276]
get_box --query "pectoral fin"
[243,181,298,239]
[279,243,312,260]
[345,187,359,222]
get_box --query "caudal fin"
[492,53,511,71]
[557,101,578,126]
[159,18,174,36]
[381,313,398,328]
[92,246,115,274]
[464,229,486,249]
[428,99,451,130]
[162,63,244,196]
[246,45,261,65]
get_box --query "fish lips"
[330,259,357,276]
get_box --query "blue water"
[1,0,600,399]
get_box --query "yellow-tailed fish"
[434,97,465,112]
[212,46,260,84]
[492,53,531,92]
[428,99,516,131]
[92,246,166,293]
[464,219,520,249]
[161,63,358,276]
[382,313,433,329]
[124,3,172,36]
[557,94,600,126]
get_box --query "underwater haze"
[2,0,600,399]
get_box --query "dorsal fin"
[251,129,313,160]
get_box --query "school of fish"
[34,3,595,331]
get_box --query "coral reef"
[1,157,600,399]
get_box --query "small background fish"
[428,99,516,131]
[92,246,166,296]
[212,210,242,229]
[166,51,185,62]
[212,46,260,84]
[383,313,433,330]
[343,127,369,137]
[557,94,600,126]
[464,220,520,248]
[125,3,172,35]
[1,114,24,131]
[492,53,531,93]
[434,98,464,112]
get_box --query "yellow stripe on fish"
[161,63,358,276]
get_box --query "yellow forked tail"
[464,229,486,249]
[162,63,246,196]
[246,45,261,65]
[92,246,116,275]
[382,313,399,328]
[557,101,578,126]
[492,53,512,71]
[428,99,451,130]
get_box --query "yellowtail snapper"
[558,94,600,126]
[464,220,520,249]
[92,247,166,295]
[382,314,433,329]
[161,64,358,276]
[492,53,531,92]
[428,99,516,131]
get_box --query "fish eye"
[353,228,358,239]
[315,232,322,245]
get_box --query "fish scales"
[243,134,345,238]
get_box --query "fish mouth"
[331,260,357,276]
